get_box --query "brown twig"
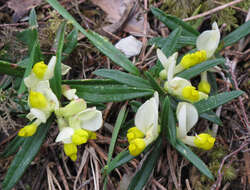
[167,145,181,190]
[50,147,70,190]
[183,0,244,21]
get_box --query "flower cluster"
[18,57,103,161]
[126,22,219,156]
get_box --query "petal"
[176,102,187,138]
[157,49,169,70]
[24,73,40,90]
[61,64,71,75]
[196,22,220,58]
[55,127,74,143]
[63,89,78,100]
[70,107,103,131]
[135,95,158,134]
[167,52,178,81]
[115,36,142,58]
[167,77,191,96]
[177,102,198,133]
[27,108,47,123]
[44,56,56,80]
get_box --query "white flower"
[176,102,198,139]
[68,107,103,131]
[24,56,71,90]
[115,35,142,58]
[176,102,215,150]
[127,92,159,156]
[196,22,220,58]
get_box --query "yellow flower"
[64,143,78,161]
[198,71,211,94]
[176,102,216,150]
[18,123,38,137]
[127,127,145,143]
[32,61,48,79]
[194,133,215,150]
[182,86,200,102]
[29,91,48,109]
[129,138,146,156]
[180,50,207,69]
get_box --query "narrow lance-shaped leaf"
[62,28,78,61]
[194,90,244,114]
[46,0,139,75]
[2,118,52,190]
[222,20,250,48]
[176,58,225,80]
[151,7,199,36]
[0,60,25,77]
[93,69,152,89]
[174,139,214,180]
[161,96,177,145]
[50,22,66,99]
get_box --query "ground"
[0,0,249,190]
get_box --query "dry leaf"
[91,0,153,36]
[7,0,42,22]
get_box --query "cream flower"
[176,102,215,150]
[127,92,159,156]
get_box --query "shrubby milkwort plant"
[1,1,249,189]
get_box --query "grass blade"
[0,136,25,158]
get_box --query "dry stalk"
[183,0,244,21]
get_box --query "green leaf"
[46,0,139,75]
[50,22,66,99]
[103,106,127,190]
[144,71,165,95]
[174,139,214,180]
[106,150,135,175]
[18,41,41,94]
[94,69,152,89]
[176,58,225,79]
[161,96,177,145]
[66,79,154,103]
[128,138,162,190]
[107,106,127,164]
[148,36,196,49]
[29,8,38,27]
[62,28,78,60]
[151,7,199,36]
[222,20,250,48]
[0,136,25,158]
[0,60,25,77]
[194,90,244,114]
[200,111,222,126]
[161,27,182,57]
[2,118,52,190]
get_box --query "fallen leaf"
[91,0,153,36]
[7,0,42,22]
